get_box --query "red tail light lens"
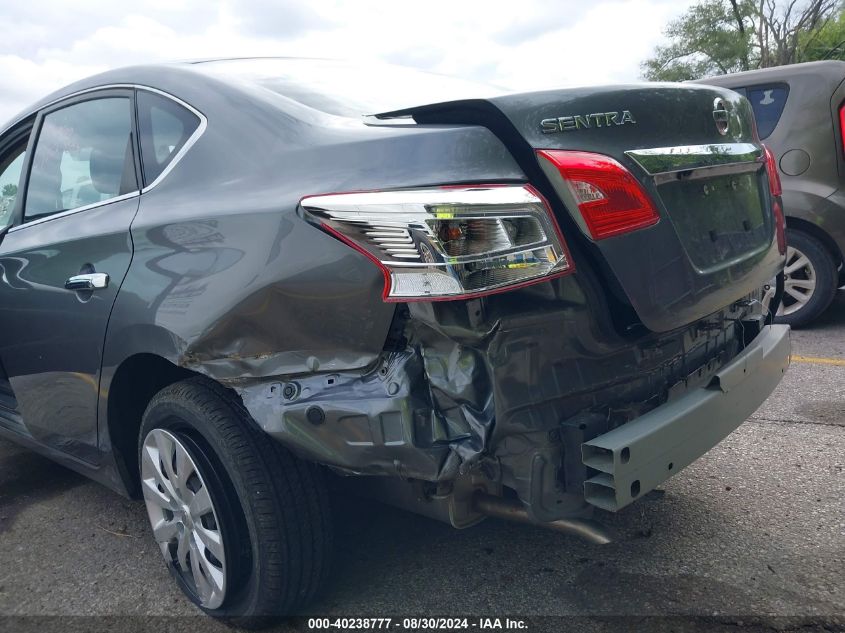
[839,102,845,158]
[762,144,785,255]
[763,144,782,196]
[300,185,574,301]
[537,150,660,240]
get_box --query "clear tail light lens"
[300,185,574,301]
[537,149,660,240]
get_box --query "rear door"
[0,89,140,464]
[0,119,33,435]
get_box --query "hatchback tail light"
[300,185,573,301]
[537,150,660,240]
[839,102,845,158]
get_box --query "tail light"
[300,185,573,301]
[763,144,786,255]
[537,150,660,240]
[839,102,845,158]
[763,144,782,196]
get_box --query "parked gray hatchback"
[696,61,845,326]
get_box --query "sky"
[0,0,697,124]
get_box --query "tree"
[642,0,842,81]
[1,184,16,198]
[798,7,845,59]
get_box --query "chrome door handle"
[65,272,110,291]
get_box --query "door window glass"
[744,84,789,140]
[137,91,200,185]
[25,97,135,221]
[0,140,27,230]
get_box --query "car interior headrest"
[88,146,124,196]
[89,136,136,197]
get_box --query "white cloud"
[492,0,690,89]
[0,55,102,123]
[0,0,694,124]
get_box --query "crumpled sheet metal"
[232,305,502,482]
[232,278,583,483]
[418,333,494,472]
[235,346,464,482]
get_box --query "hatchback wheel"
[139,377,333,627]
[762,229,837,328]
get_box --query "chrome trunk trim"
[625,142,763,179]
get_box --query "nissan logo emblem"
[713,98,729,136]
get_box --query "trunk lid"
[491,84,783,332]
[376,84,784,332]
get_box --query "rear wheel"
[138,377,333,627]
[762,229,838,328]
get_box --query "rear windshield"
[195,58,504,118]
[731,83,790,140]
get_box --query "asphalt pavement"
[0,294,842,633]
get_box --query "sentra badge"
[540,110,636,134]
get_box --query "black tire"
[775,229,838,328]
[138,376,333,627]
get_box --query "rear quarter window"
[743,83,789,140]
[137,91,201,186]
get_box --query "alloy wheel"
[140,428,227,609]
[762,245,817,317]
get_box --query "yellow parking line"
[791,355,845,366]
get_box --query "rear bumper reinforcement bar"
[581,324,790,512]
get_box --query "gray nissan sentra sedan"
[0,58,789,624]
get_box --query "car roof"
[692,60,845,86]
[1,57,502,132]
[0,59,311,133]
